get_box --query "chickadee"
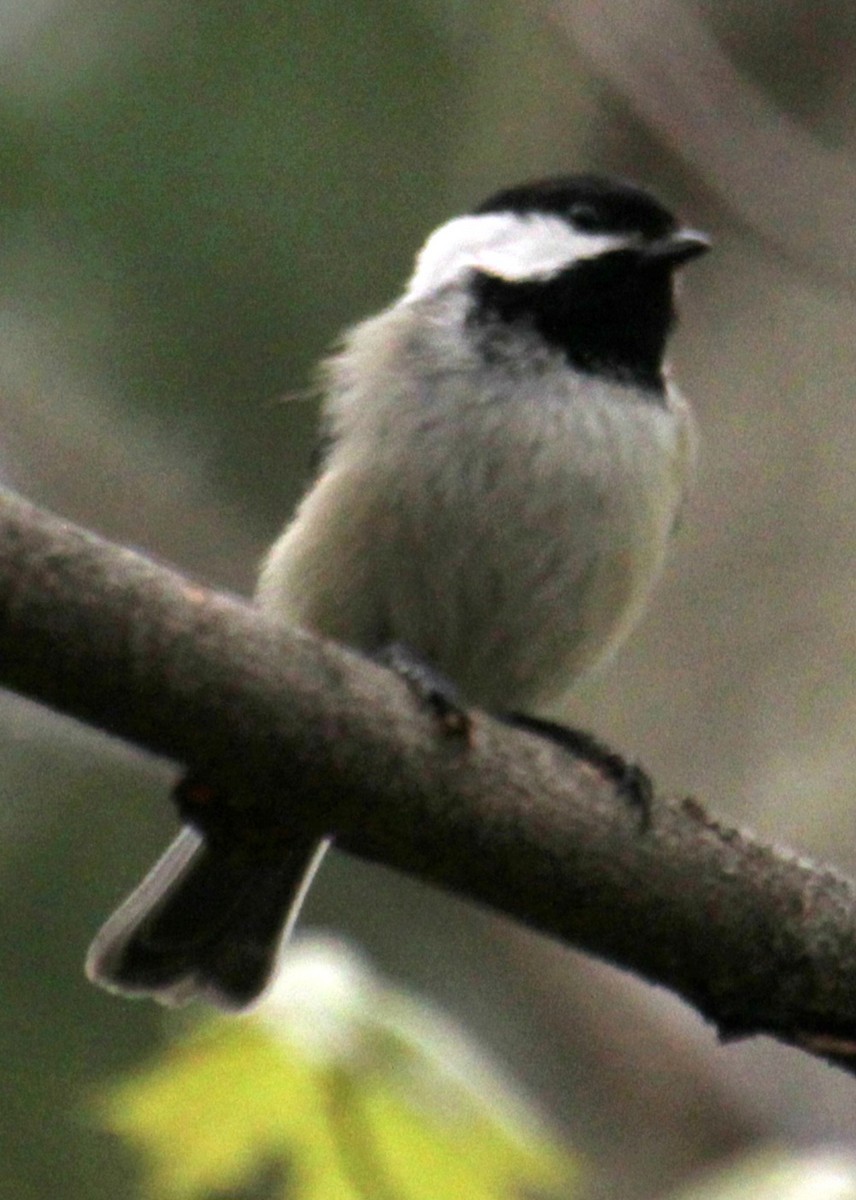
[86,175,708,1009]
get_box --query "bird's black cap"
[475,175,677,242]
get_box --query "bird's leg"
[373,642,471,737]
[372,646,651,823]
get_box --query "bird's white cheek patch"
[406,212,627,298]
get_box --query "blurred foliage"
[661,1151,856,1200]
[98,940,577,1200]
[1,0,461,521]
[698,0,856,136]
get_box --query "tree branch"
[2,488,856,1075]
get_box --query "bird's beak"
[642,228,711,267]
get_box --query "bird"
[86,174,709,1009]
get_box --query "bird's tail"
[86,826,329,1009]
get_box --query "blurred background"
[0,0,854,1196]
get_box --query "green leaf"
[97,939,577,1200]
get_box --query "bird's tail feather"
[86,827,329,1009]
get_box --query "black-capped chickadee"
[86,176,709,1009]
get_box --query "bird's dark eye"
[569,203,605,232]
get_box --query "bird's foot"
[500,712,654,829]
